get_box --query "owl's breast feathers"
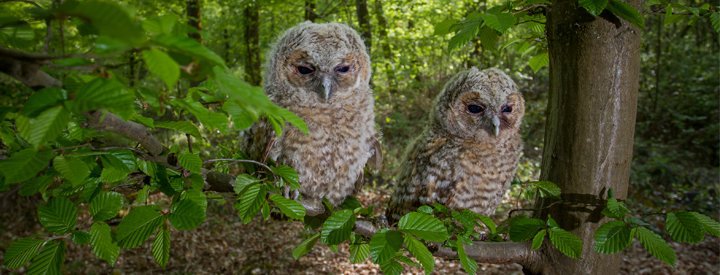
[389,130,522,219]
[269,93,376,205]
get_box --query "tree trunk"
[243,1,261,86]
[305,0,317,22]
[186,0,202,42]
[373,0,395,92]
[532,0,641,274]
[355,0,372,54]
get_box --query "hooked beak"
[321,75,334,101]
[491,115,500,136]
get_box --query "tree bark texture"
[244,1,262,86]
[534,0,641,274]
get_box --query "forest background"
[0,0,718,273]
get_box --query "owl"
[243,22,377,215]
[386,67,524,222]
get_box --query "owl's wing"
[241,119,277,164]
[366,136,383,173]
[386,133,445,223]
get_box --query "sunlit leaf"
[635,226,676,266]
[5,238,45,269]
[27,240,64,275]
[38,197,78,234]
[292,233,320,260]
[89,222,120,265]
[116,206,164,248]
[142,48,180,89]
[321,209,356,245]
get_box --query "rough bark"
[243,1,261,86]
[532,0,641,274]
[355,0,372,54]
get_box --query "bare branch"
[435,242,539,266]
[86,111,165,156]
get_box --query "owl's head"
[432,67,525,141]
[266,22,371,106]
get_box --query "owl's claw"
[283,186,300,200]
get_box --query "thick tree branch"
[86,111,165,156]
[436,242,540,266]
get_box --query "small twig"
[186,133,193,153]
[204,158,274,173]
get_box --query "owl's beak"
[321,75,334,101]
[492,115,500,136]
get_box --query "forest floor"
[0,187,718,274]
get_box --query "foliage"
[0,0,718,273]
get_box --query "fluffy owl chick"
[387,67,524,222]
[245,22,376,215]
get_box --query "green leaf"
[53,156,90,187]
[234,183,266,224]
[271,165,300,190]
[478,26,498,49]
[18,106,70,148]
[116,206,164,248]
[528,52,549,73]
[142,14,177,35]
[59,0,144,46]
[380,259,403,275]
[606,0,645,29]
[292,233,320,260]
[434,18,458,35]
[321,209,356,245]
[169,189,207,230]
[89,191,124,221]
[233,174,260,194]
[457,238,478,274]
[152,226,171,268]
[710,12,720,33]
[369,230,403,264]
[476,214,497,234]
[0,148,54,184]
[19,175,53,196]
[531,229,546,250]
[100,166,129,183]
[531,180,561,198]
[269,194,306,220]
[398,212,449,242]
[155,121,202,139]
[448,14,481,51]
[481,12,516,33]
[22,88,66,117]
[142,48,180,89]
[690,212,720,237]
[349,243,371,264]
[548,227,583,259]
[73,78,135,116]
[416,205,433,215]
[635,226,676,266]
[663,5,682,26]
[509,217,545,241]
[89,222,120,265]
[27,240,64,275]
[173,99,228,132]
[404,235,434,274]
[72,231,91,245]
[38,197,78,234]
[603,198,630,219]
[178,152,202,174]
[580,0,609,16]
[666,212,704,243]
[5,238,45,269]
[154,34,225,68]
[223,100,258,130]
[593,221,632,254]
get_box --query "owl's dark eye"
[501,104,513,113]
[335,65,351,73]
[467,104,484,114]
[296,65,315,75]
